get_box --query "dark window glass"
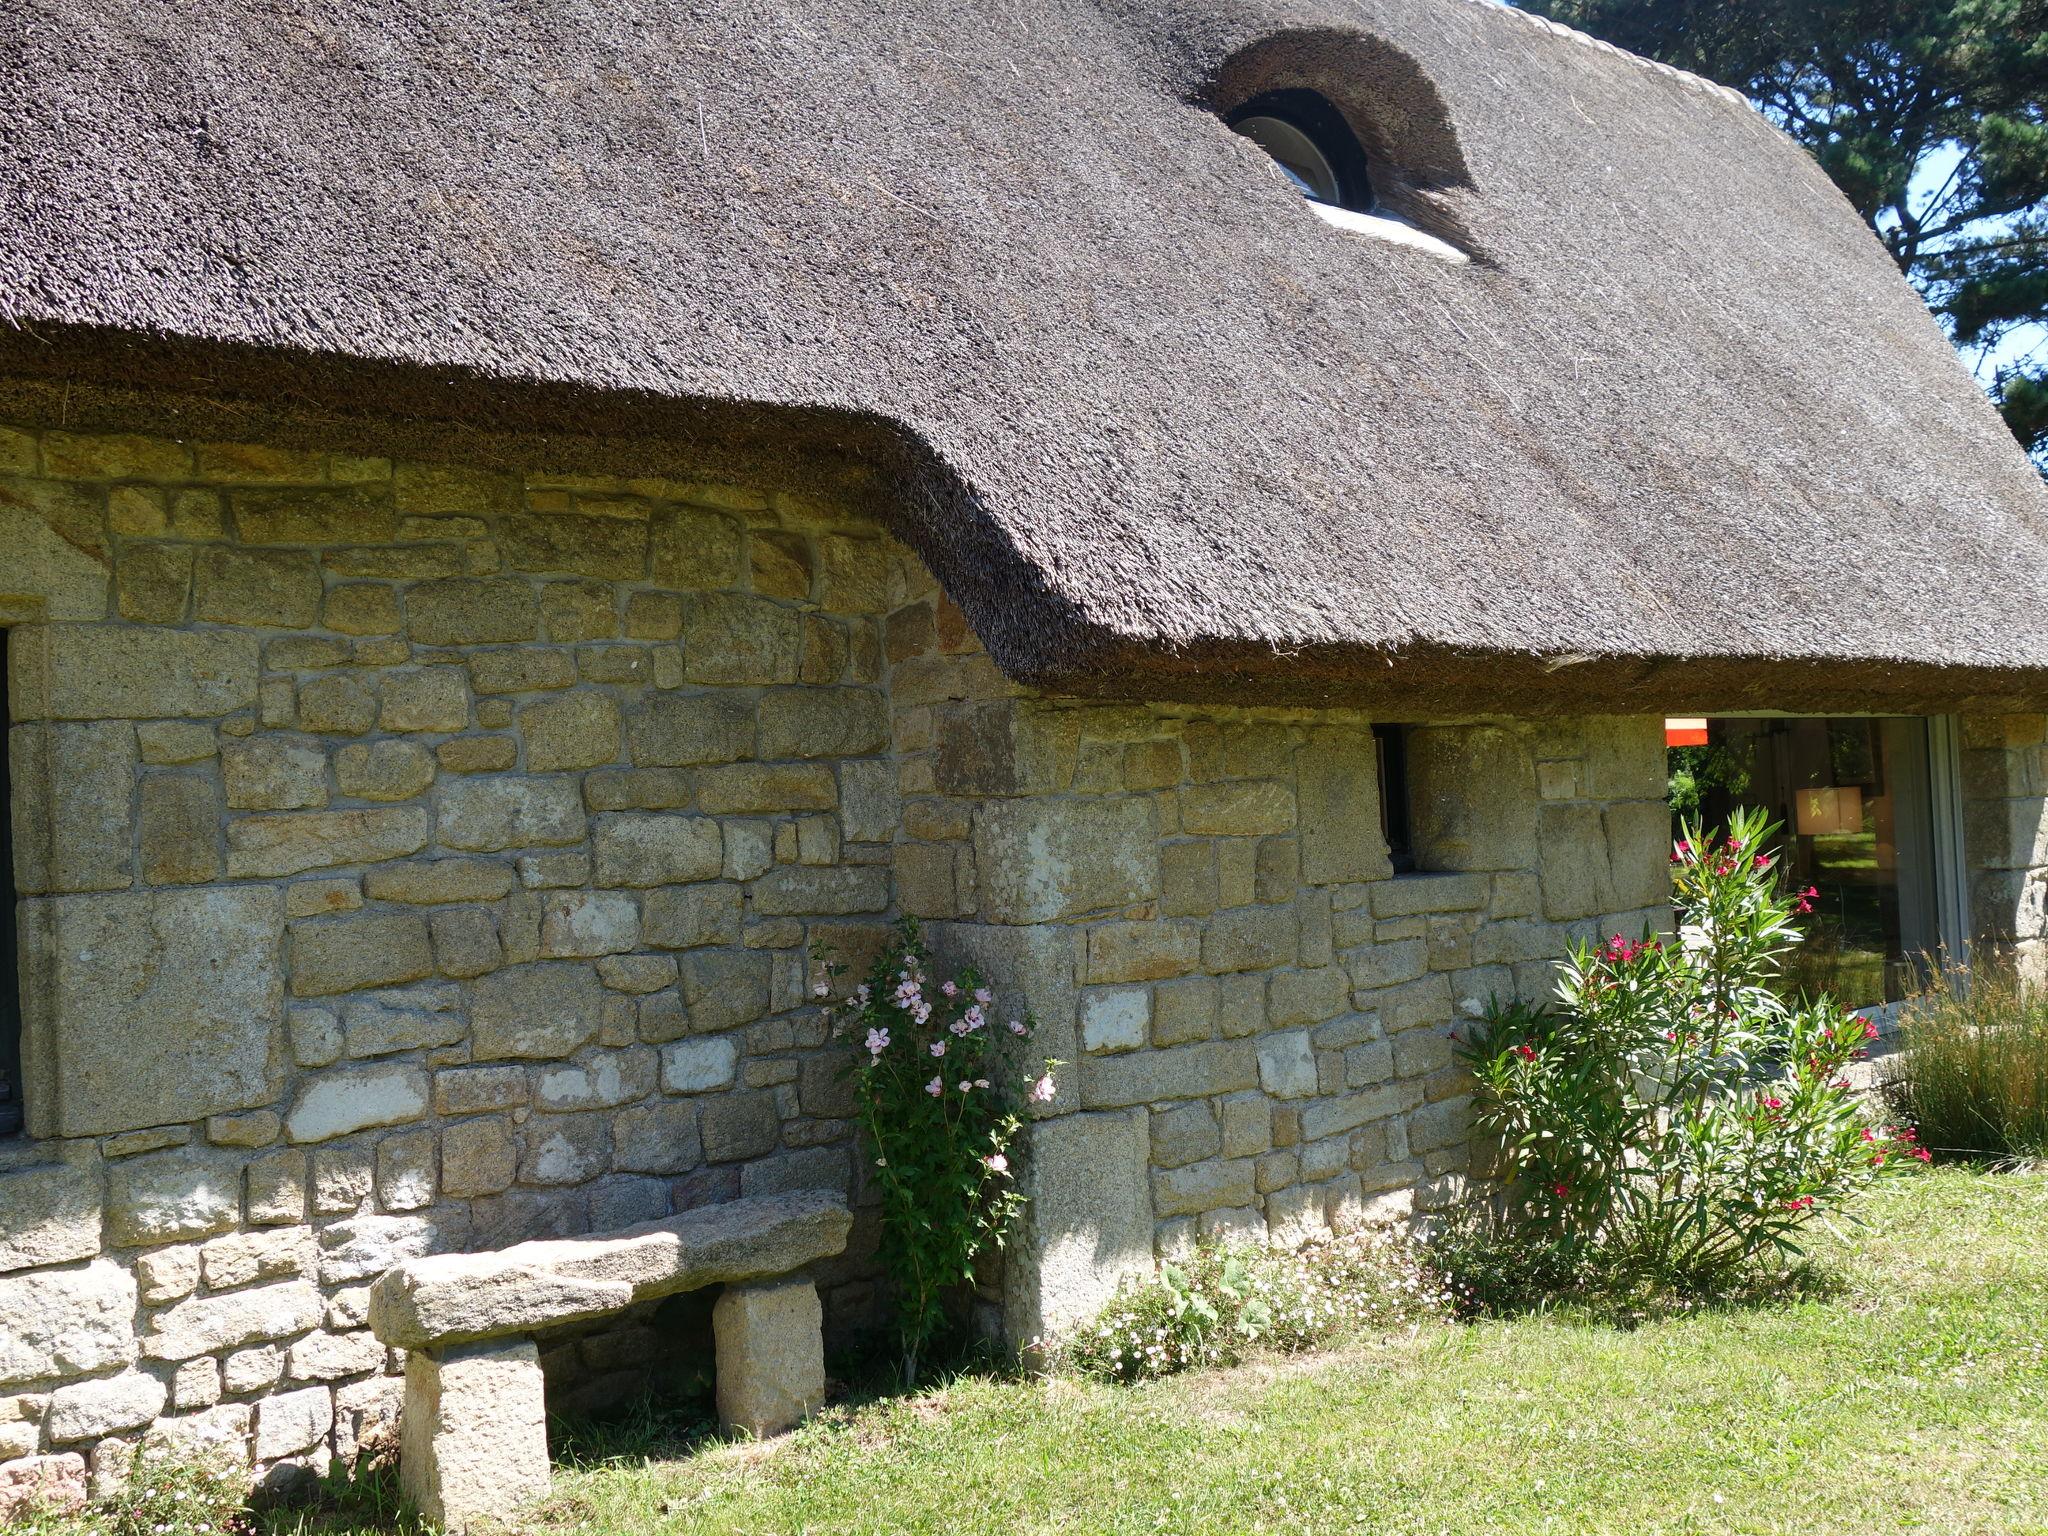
[1227,89,1376,212]
[1375,724,1414,874]
[0,630,18,1137]
[1669,716,1937,1007]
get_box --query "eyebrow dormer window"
[1228,90,1373,212]
[1226,85,1469,265]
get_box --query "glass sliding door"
[1668,717,1942,1008]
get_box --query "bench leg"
[714,1279,826,1437]
[399,1337,550,1532]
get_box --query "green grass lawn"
[287,1169,2048,1536]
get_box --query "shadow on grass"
[1425,1205,1851,1331]
[253,1454,430,1536]
[551,1329,1030,1471]
[259,1325,1031,1532]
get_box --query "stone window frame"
[0,627,17,1137]
[1372,722,1415,874]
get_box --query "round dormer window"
[1232,115,1340,203]
[1227,89,1373,212]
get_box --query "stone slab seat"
[367,1191,852,1532]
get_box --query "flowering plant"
[1060,1227,1452,1382]
[1463,807,1925,1287]
[88,1449,255,1536]
[824,920,1057,1383]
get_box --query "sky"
[1901,142,2045,392]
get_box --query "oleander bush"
[1059,1227,1452,1383]
[1457,808,1923,1296]
[1886,953,2048,1162]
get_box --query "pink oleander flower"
[864,1027,890,1056]
[1028,1073,1057,1104]
[925,1076,943,1097]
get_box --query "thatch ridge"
[1477,0,1750,108]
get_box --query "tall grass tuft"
[1885,954,2048,1163]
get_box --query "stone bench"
[368,1191,852,1531]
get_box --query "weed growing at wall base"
[9,1449,257,1536]
[1058,1227,1452,1382]
[1886,952,2048,1162]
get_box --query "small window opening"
[1374,723,1415,875]
[1228,89,1374,212]
[0,632,20,1138]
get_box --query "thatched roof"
[7,0,2048,712]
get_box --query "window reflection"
[1669,718,1938,1007]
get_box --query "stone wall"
[0,418,1679,1508]
[0,424,907,1503]
[1959,712,2048,979]
[875,588,1673,1343]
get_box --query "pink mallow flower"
[974,988,994,1006]
[941,981,959,998]
[1009,1019,1028,1036]
[930,1041,946,1057]
[984,1153,1009,1174]
[1028,1074,1057,1104]
[864,1028,890,1056]
[925,1076,944,1097]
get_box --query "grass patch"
[256,1167,2048,1535]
